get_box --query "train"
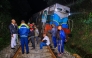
[30,3,72,40]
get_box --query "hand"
[11,34,14,38]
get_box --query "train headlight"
[55,8,58,11]
[69,13,71,15]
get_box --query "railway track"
[13,41,56,58]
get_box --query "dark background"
[8,0,77,23]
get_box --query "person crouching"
[40,33,50,49]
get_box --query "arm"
[9,25,13,35]
[36,29,39,35]
[42,37,46,42]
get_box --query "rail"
[12,41,56,58]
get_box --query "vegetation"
[0,0,11,51]
[65,0,92,58]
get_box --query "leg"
[13,34,17,46]
[30,37,33,47]
[16,34,18,44]
[61,40,64,53]
[57,40,61,54]
[32,37,35,49]
[24,37,29,53]
[31,37,35,49]
[40,42,47,49]
[52,36,57,48]
[11,35,15,48]
[30,37,32,45]
[36,36,39,44]
[20,37,25,54]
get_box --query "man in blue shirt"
[18,20,30,54]
[51,24,57,48]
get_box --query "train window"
[57,8,62,11]
[66,10,69,13]
[46,15,52,23]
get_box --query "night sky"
[9,0,47,22]
[9,0,77,22]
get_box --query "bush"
[65,12,92,58]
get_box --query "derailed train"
[30,3,72,39]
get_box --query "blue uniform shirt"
[18,24,30,37]
[51,27,57,37]
[59,30,66,42]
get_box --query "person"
[40,33,50,49]
[57,25,66,56]
[18,20,30,54]
[9,19,18,49]
[50,24,57,48]
[34,25,39,44]
[29,25,35,50]
[29,22,35,31]
[15,23,18,44]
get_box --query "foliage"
[65,8,92,58]
[0,0,11,51]
[64,0,92,58]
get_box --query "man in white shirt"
[9,19,18,49]
[40,33,50,49]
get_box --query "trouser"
[52,36,57,48]
[30,36,35,49]
[57,40,64,54]
[35,36,39,44]
[11,34,17,48]
[16,34,18,43]
[20,37,29,53]
[40,42,47,49]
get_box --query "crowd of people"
[9,19,66,57]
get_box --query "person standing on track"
[29,25,35,50]
[18,20,30,54]
[29,22,35,30]
[34,25,39,44]
[15,23,18,44]
[57,25,66,56]
[9,19,18,49]
[50,24,57,48]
